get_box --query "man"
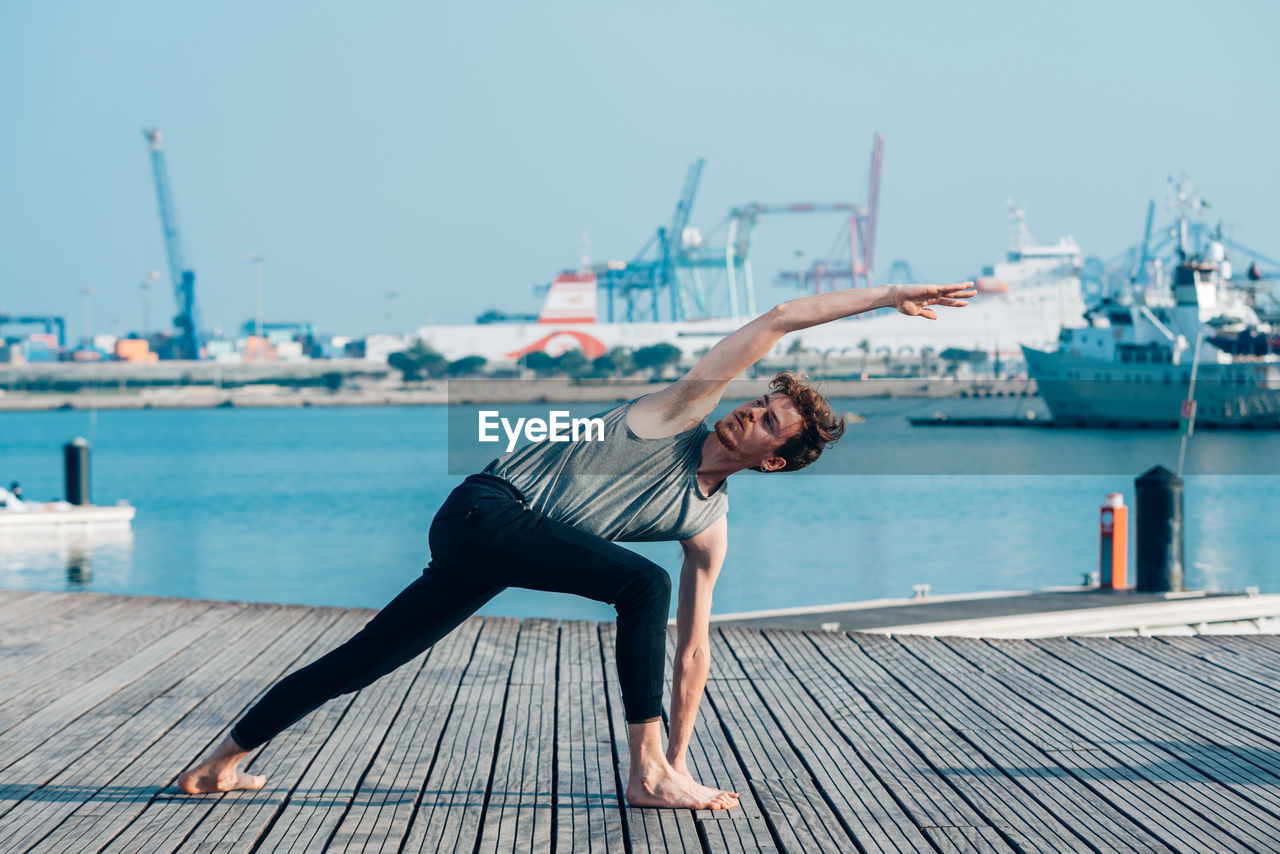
[178,280,975,809]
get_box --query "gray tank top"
[483,398,728,542]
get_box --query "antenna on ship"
[1006,199,1032,254]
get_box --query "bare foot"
[626,764,739,810]
[177,764,265,794]
[671,766,739,806]
[176,734,265,795]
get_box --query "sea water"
[2,399,1279,621]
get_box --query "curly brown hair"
[754,372,846,472]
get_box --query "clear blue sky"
[2,0,1276,341]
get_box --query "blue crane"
[0,313,66,348]
[143,129,201,360]
[597,158,706,323]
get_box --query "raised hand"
[890,282,977,320]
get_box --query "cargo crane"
[775,133,884,293]
[585,137,884,322]
[596,159,706,323]
[0,313,66,349]
[143,129,201,359]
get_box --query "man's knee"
[618,561,671,611]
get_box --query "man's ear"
[759,455,787,472]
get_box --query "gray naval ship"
[1023,198,1280,428]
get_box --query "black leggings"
[230,474,671,750]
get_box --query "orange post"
[1099,492,1128,589]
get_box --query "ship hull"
[1023,347,1280,426]
[418,297,1076,366]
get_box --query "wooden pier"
[4,589,1280,852]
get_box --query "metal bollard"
[64,437,91,506]
[1135,465,1183,592]
[1099,492,1128,589]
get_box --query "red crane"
[776,133,884,293]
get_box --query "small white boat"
[0,501,136,529]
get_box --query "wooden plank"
[730,629,1001,854]
[0,590,96,636]
[555,619,627,854]
[769,629,1083,853]
[390,617,520,854]
[0,590,85,631]
[1214,634,1280,667]
[320,616,486,854]
[0,592,131,669]
[0,599,241,767]
[92,608,374,854]
[597,623,701,854]
[0,595,169,699]
[1025,638,1280,809]
[475,618,557,854]
[191,617,458,853]
[937,635,1279,852]
[661,629,776,854]
[880,633,1221,852]
[700,627,872,853]
[0,598,222,731]
[0,602,288,848]
[1155,635,1280,685]
[21,605,344,854]
[922,824,1020,854]
[0,590,43,622]
[812,631,1171,853]
[1090,636,1280,741]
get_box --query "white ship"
[0,501,136,529]
[1023,210,1280,427]
[414,205,1086,365]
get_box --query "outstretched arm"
[631,283,975,434]
[667,515,727,774]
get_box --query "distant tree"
[322,371,344,392]
[521,351,556,375]
[388,341,448,381]
[939,347,967,375]
[592,346,635,376]
[554,348,589,377]
[633,343,682,377]
[967,349,989,377]
[446,355,488,376]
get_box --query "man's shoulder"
[628,383,709,439]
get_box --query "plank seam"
[595,622,634,854]
[309,639,439,853]
[87,607,350,854]
[965,637,1264,851]
[392,617,488,854]
[468,622,520,854]
[550,622,560,854]
[702,630,788,854]
[858,635,1096,853]
[722,629,879,854]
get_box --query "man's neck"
[695,433,744,496]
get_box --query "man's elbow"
[678,645,710,670]
[765,301,794,332]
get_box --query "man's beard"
[714,417,740,451]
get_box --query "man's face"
[713,392,804,470]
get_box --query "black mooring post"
[63,437,91,506]
[1135,465,1183,592]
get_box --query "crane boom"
[143,128,201,359]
